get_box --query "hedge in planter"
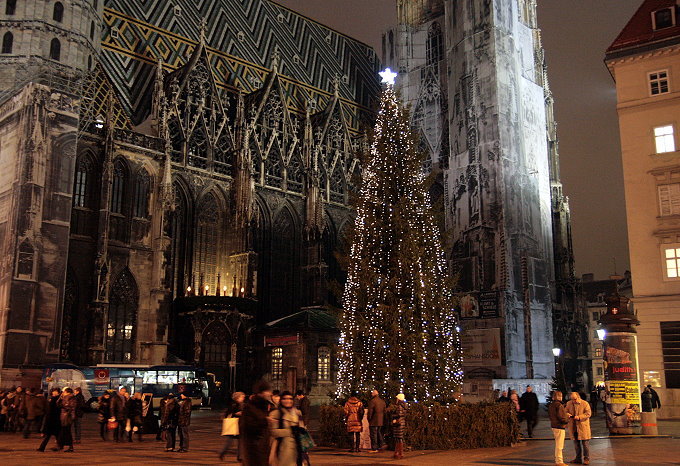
[317,402,519,450]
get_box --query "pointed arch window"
[90,20,95,40]
[53,2,64,22]
[5,0,16,15]
[169,184,189,297]
[270,209,296,317]
[17,240,34,278]
[426,22,443,66]
[286,153,304,193]
[329,160,346,204]
[132,170,150,218]
[49,38,61,61]
[194,194,221,294]
[110,161,127,214]
[265,147,283,188]
[106,270,138,362]
[202,321,229,364]
[73,157,92,207]
[2,32,13,54]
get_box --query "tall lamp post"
[553,347,566,394]
[598,294,641,435]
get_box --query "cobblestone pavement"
[0,409,679,465]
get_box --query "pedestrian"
[549,391,569,466]
[589,386,598,414]
[0,390,6,432]
[641,386,654,412]
[111,387,129,442]
[219,391,245,462]
[510,392,521,415]
[295,390,310,426]
[367,389,386,453]
[73,387,86,444]
[497,390,510,403]
[390,393,406,460]
[126,392,144,442]
[177,391,192,453]
[23,388,46,439]
[160,393,179,452]
[565,391,592,465]
[647,385,661,411]
[13,386,26,433]
[520,385,539,438]
[239,380,273,466]
[3,388,16,432]
[157,394,169,441]
[98,392,113,440]
[344,392,364,453]
[271,390,281,408]
[57,387,76,452]
[270,391,305,466]
[37,388,62,452]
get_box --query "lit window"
[664,247,680,278]
[595,346,602,358]
[272,347,283,380]
[318,346,331,381]
[650,71,670,96]
[655,125,675,153]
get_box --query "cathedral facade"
[384,0,590,393]
[0,0,379,397]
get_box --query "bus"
[41,363,212,408]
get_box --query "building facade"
[0,0,380,396]
[606,0,680,418]
[383,0,588,397]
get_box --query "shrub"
[317,402,519,450]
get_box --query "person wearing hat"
[391,394,406,459]
[177,391,192,453]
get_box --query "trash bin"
[641,411,658,435]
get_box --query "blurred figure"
[98,392,113,440]
[57,387,76,452]
[177,392,192,453]
[37,388,61,452]
[127,392,144,442]
[344,393,364,453]
[111,387,129,442]
[219,391,245,462]
[73,387,86,444]
[295,390,310,427]
[240,380,273,466]
[648,385,662,411]
[497,390,510,402]
[161,393,178,452]
[271,390,281,408]
[391,394,406,460]
[23,388,46,439]
[270,391,304,466]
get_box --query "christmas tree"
[336,73,463,403]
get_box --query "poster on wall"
[603,332,641,431]
[461,328,502,367]
[479,292,499,318]
[460,294,479,318]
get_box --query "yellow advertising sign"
[609,380,640,404]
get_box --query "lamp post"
[599,294,641,435]
[552,347,566,394]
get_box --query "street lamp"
[597,328,606,341]
[552,347,562,357]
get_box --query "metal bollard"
[640,412,658,435]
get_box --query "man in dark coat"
[111,387,129,442]
[367,389,386,452]
[294,390,310,426]
[648,385,662,411]
[23,388,46,439]
[57,388,76,452]
[160,394,179,452]
[37,389,62,452]
[520,385,539,438]
[239,380,272,466]
[177,392,192,452]
[549,391,569,466]
[73,387,86,443]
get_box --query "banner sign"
[461,328,502,366]
[264,334,299,347]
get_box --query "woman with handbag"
[98,392,113,440]
[219,391,245,462]
[270,391,305,466]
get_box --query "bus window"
[136,370,157,384]
[157,371,177,384]
[178,371,196,383]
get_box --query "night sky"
[276,0,641,280]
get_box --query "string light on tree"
[336,77,463,403]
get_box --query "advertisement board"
[603,332,641,431]
[461,328,502,367]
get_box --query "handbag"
[292,426,315,453]
[107,418,119,431]
[222,416,239,436]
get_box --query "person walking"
[367,389,386,453]
[520,385,539,438]
[157,394,169,442]
[391,394,406,460]
[57,387,76,452]
[23,388,46,439]
[126,392,144,442]
[344,393,364,453]
[111,387,129,442]
[160,394,179,452]
[566,391,592,465]
[549,391,569,466]
[239,380,273,466]
[642,387,654,413]
[97,392,113,440]
[270,391,305,466]
[37,388,62,452]
[73,387,86,444]
[294,390,310,427]
[177,392,192,453]
[648,385,662,411]
[219,391,245,462]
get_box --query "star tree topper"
[379,67,397,86]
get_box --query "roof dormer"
[652,5,676,30]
